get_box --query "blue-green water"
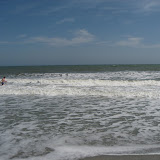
[1,65,160,160]
[1,64,160,75]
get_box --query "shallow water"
[1,67,160,160]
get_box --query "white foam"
[1,78,160,98]
[1,71,160,160]
[4,145,160,160]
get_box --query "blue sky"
[1,0,160,66]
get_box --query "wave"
[1,79,160,98]
[2,144,160,160]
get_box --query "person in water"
[1,77,7,85]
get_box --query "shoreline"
[79,155,160,160]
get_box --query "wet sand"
[79,155,160,160]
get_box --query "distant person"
[1,77,7,85]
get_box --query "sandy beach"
[79,155,160,160]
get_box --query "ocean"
[1,65,160,160]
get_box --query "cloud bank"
[56,18,75,24]
[26,29,95,46]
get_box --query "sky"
[1,0,160,66]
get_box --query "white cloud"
[56,18,75,24]
[142,43,160,48]
[18,33,160,49]
[143,1,160,11]
[113,36,160,48]
[136,0,160,13]
[37,6,69,16]
[26,29,95,46]
[115,37,144,47]
[17,34,27,38]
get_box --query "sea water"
[1,65,160,160]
